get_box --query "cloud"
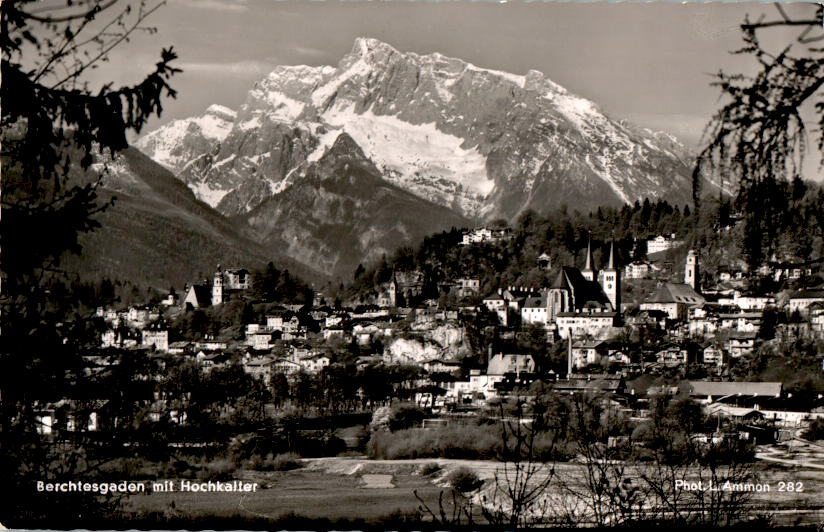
[177,59,274,76]
[174,0,249,12]
[289,45,328,58]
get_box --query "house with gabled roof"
[688,381,782,403]
[246,327,278,350]
[571,340,609,369]
[521,292,549,326]
[724,331,758,358]
[641,282,705,321]
[788,288,824,314]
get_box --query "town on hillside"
[39,216,824,443]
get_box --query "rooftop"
[688,381,782,398]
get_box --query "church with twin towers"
[544,239,621,321]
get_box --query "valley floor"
[121,452,824,526]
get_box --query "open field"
[122,467,441,522]
[122,452,824,525]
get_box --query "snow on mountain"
[322,102,493,213]
[133,104,235,173]
[134,37,703,273]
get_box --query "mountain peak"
[316,132,372,171]
[352,37,398,57]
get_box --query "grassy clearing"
[122,469,442,522]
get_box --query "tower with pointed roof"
[581,238,596,282]
[599,240,621,312]
[685,249,700,292]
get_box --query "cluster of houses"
[460,226,513,246]
[95,242,824,383]
[477,243,824,372]
[40,230,821,436]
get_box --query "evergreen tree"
[693,4,824,268]
[1,1,179,525]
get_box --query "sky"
[69,0,822,180]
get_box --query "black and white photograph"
[3,0,824,529]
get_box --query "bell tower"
[212,264,223,305]
[601,240,621,312]
[685,249,700,292]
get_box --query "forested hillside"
[341,182,824,303]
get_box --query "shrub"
[99,457,156,480]
[418,462,442,476]
[196,459,235,481]
[388,404,427,431]
[802,418,824,441]
[533,433,577,461]
[246,454,270,471]
[271,453,303,471]
[447,467,482,493]
[366,424,502,460]
[297,433,347,457]
[159,459,196,479]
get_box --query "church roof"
[550,266,612,310]
[523,295,546,308]
[187,284,212,307]
[646,283,704,305]
[550,268,573,290]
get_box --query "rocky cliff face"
[136,37,702,277]
[244,133,469,278]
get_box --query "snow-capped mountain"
[134,104,237,206]
[136,104,236,170]
[137,37,699,222]
[133,38,707,276]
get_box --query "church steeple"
[600,239,621,312]
[606,240,616,271]
[582,238,596,281]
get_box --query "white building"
[555,311,618,339]
[141,324,169,352]
[647,234,684,254]
[624,261,659,279]
[788,289,824,314]
[717,292,775,311]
